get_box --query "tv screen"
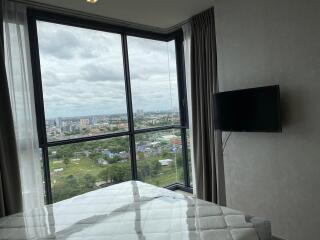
[215,85,281,132]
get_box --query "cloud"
[81,63,124,82]
[41,71,60,87]
[37,21,179,119]
[37,24,80,59]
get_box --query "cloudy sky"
[37,21,179,120]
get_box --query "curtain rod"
[8,0,187,34]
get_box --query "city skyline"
[46,109,179,121]
[45,110,181,142]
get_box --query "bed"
[0,181,271,240]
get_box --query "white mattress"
[0,181,271,240]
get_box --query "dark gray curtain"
[190,8,226,205]
[0,0,22,217]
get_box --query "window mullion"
[121,34,138,180]
[181,128,190,187]
[175,31,190,187]
[42,131,131,148]
[42,147,53,204]
[175,31,188,128]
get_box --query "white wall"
[214,0,320,239]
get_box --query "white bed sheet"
[0,181,271,240]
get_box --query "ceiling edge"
[10,0,189,34]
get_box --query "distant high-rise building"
[55,118,62,128]
[137,109,144,118]
[91,116,97,125]
[80,118,90,128]
[173,107,179,114]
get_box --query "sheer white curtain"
[3,1,44,212]
[182,23,196,193]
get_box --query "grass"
[50,158,104,185]
[50,157,182,188]
[144,166,182,187]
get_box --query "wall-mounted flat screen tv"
[215,85,281,132]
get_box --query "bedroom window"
[28,10,191,203]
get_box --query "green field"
[50,156,183,202]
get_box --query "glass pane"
[49,137,131,202]
[136,129,184,187]
[186,129,193,187]
[127,37,180,129]
[39,149,47,203]
[37,21,128,142]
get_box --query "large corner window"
[28,10,190,203]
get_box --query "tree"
[89,152,101,162]
[161,149,172,158]
[66,175,78,187]
[52,175,81,202]
[81,174,96,189]
[138,161,151,180]
[137,152,145,160]
[107,155,121,164]
[151,160,161,176]
[108,163,131,183]
[176,155,183,168]
[99,168,110,182]
[171,155,182,169]
[63,158,70,166]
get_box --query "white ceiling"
[27,0,216,30]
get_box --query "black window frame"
[27,9,191,204]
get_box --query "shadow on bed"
[272,236,286,240]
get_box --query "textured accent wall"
[215,0,320,239]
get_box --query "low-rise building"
[159,159,173,166]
